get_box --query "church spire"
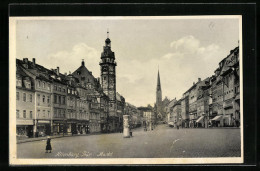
[157,69,161,91]
[156,68,162,106]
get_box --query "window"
[68,89,71,94]
[37,94,40,105]
[54,85,57,90]
[43,110,45,117]
[23,93,26,102]
[23,110,26,118]
[37,110,40,117]
[38,80,41,87]
[30,111,33,119]
[63,88,66,92]
[16,110,19,118]
[54,95,57,103]
[47,84,50,90]
[16,92,19,101]
[29,94,32,102]
[42,95,45,103]
[54,109,57,117]
[104,76,106,80]
[16,78,22,86]
[62,96,66,104]
[43,82,45,88]
[47,96,50,103]
[27,82,31,89]
[58,87,61,92]
[48,111,50,118]
[59,96,61,104]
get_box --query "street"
[17,124,241,158]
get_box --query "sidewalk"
[17,133,101,144]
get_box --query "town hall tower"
[99,31,118,131]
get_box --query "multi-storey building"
[49,68,68,135]
[171,100,181,127]
[16,61,35,138]
[165,98,177,125]
[220,46,240,127]
[65,75,79,135]
[99,33,118,132]
[181,91,189,128]
[196,78,210,128]
[116,92,125,131]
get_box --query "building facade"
[99,34,118,132]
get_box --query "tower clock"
[99,31,117,117]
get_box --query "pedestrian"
[45,136,52,153]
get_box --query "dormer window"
[16,77,22,87]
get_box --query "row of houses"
[16,58,127,138]
[166,46,240,128]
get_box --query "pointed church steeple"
[157,70,161,91]
[156,69,162,106]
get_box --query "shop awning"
[212,115,223,121]
[196,116,204,123]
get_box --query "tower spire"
[157,69,161,90]
[107,28,109,38]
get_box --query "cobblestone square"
[17,125,241,158]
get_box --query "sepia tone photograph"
[9,16,243,165]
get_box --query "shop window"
[16,92,19,101]
[30,111,33,119]
[16,110,19,118]
[23,110,26,118]
[23,93,26,102]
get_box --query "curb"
[17,133,102,144]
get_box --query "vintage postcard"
[9,16,243,165]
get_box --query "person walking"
[45,136,52,153]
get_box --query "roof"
[167,99,177,108]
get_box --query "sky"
[15,17,239,107]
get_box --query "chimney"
[193,82,195,85]
[82,59,85,66]
[56,67,59,75]
[198,78,201,82]
[23,58,28,63]
[32,58,36,65]
[64,72,67,76]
